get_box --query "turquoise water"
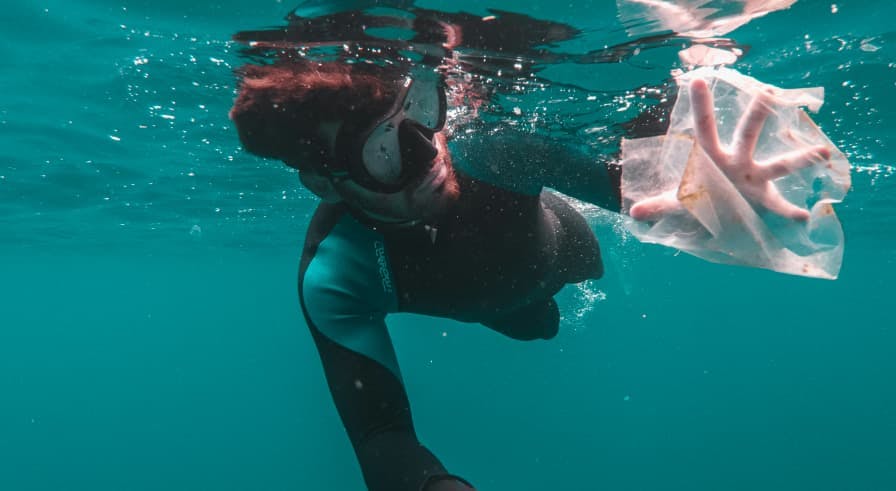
[2,1,894,490]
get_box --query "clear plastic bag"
[621,67,851,279]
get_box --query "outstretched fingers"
[760,145,831,181]
[733,90,774,158]
[761,187,810,222]
[690,78,727,163]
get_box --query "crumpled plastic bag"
[621,66,851,279]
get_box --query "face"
[309,120,460,223]
[337,131,460,222]
[303,79,458,222]
[292,77,460,222]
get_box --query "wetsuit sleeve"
[299,207,474,491]
[449,98,676,212]
[451,128,621,211]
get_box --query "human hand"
[630,78,831,222]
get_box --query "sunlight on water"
[2,0,892,252]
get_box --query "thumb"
[630,190,681,221]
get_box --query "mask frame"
[325,75,447,194]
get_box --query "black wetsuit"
[298,133,617,491]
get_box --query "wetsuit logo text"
[374,241,394,294]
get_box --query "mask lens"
[360,119,403,185]
[354,78,446,191]
[403,80,444,130]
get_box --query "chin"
[411,177,457,220]
[409,133,459,217]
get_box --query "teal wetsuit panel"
[302,214,402,379]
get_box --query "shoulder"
[299,205,399,319]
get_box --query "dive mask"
[325,75,447,193]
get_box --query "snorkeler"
[228,59,830,490]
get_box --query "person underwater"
[229,56,837,490]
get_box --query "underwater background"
[1,0,894,490]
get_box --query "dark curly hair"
[229,60,404,170]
